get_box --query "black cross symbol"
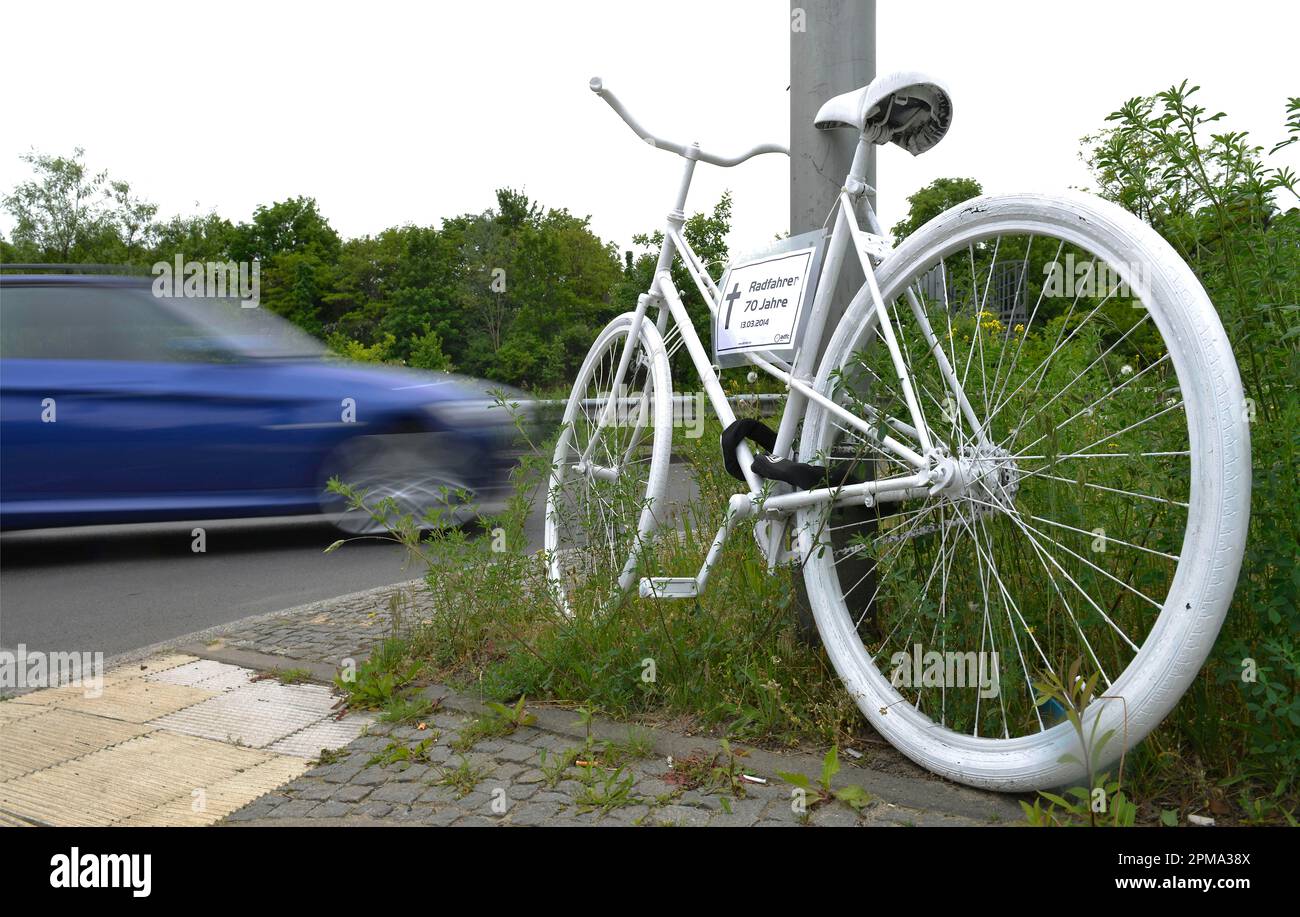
[724,283,742,329]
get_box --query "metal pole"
[789,1,876,636]
[790,0,875,357]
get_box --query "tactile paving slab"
[145,659,254,692]
[0,708,154,781]
[0,703,49,724]
[4,653,199,703]
[9,677,216,723]
[107,654,200,680]
[148,680,339,749]
[0,731,274,826]
[267,711,376,758]
[0,654,351,825]
[115,755,309,826]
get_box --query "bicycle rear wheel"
[797,193,1250,791]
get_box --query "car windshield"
[0,283,327,361]
[168,293,327,359]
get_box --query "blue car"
[0,273,524,533]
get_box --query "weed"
[574,764,641,815]
[313,747,349,767]
[1020,659,1136,827]
[379,691,439,725]
[538,746,580,788]
[777,746,872,813]
[334,637,423,711]
[368,736,438,770]
[452,696,536,751]
[253,668,312,686]
[434,756,489,798]
[666,740,749,798]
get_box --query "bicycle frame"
[583,79,986,594]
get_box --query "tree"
[230,196,340,263]
[431,189,620,388]
[152,212,237,264]
[106,179,159,261]
[890,177,982,241]
[409,326,454,371]
[458,211,515,356]
[1082,84,1300,799]
[617,192,734,384]
[230,197,342,333]
[2,147,114,261]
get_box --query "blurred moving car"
[0,273,527,534]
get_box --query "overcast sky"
[2,1,1296,257]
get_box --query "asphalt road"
[0,464,697,660]
[0,516,422,659]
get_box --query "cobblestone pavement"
[210,581,432,665]
[223,708,992,827]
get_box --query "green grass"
[600,728,656,767]
[367,737,438,770]
[434,756,489,798]
[379,422,860,752]
[378,691,438,725]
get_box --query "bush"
[1085,83,1300,805]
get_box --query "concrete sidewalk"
[1,581,1024,828]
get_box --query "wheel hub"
[930,444,1020,507]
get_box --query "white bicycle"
[544,71,1250,791]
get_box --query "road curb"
[99,578,426,672]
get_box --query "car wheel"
[320,428,479,536]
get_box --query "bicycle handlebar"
[589,77,789,167]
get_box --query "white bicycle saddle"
[813,70,953,156]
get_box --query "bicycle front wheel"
[544,312,672,612]
[797,192,1250,791]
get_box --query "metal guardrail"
[0,263,147,274]
[519,393,785,443]
[529,393,786,409]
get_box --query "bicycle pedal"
[639,577,698,599]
